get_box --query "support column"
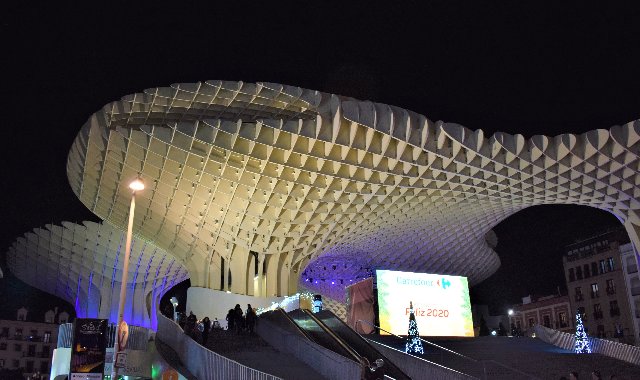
[254,253,265,297]
[222,255,230,292]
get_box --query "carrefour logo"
[396,276,451,289]
[437,278,451,289]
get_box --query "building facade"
[563,229,636,345]
[509,295,573,334]
[0,309,62,378]
[620,242,640,345]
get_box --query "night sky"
[1,2,638,317]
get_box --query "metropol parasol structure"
[7,80,640,327]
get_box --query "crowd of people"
[176,303,258,346]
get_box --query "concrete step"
[200,329,327,380]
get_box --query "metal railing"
[534,324,640,366]
[357,320,540,380]
[156,312,282,380]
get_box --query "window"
[39,361,48,373]
[543,315,551,327]
[41,345,50,357]
[43,331,51,343]
[607,257,615,271]
[0,327,8,337]
[559,312,568,327]
[569,268,575,282]
[0,342,6,350]
[25,360,33,373]
[606,279,616,294]
[27,345,35,357]
[578,306,586,321]
[576,266,583,280]
[584,264,591,278]
[594,303,603,319]
[591,283,599,298]
[15,328,23,339]
[610,300,620,316]
[591,262,598,276]
[600,260,607,274]
[12,360,19,368]
[14,343,21,352]
[528,318,535,327]
[597,324,605,338]
[575,287,584,301]
[0,359,4,368]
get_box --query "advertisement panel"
[69,318,108,380]
[376,270,473,337]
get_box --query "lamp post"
[111,176,144,380]
[170,297,179,322]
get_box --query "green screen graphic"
[377,270,474,337]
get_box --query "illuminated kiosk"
[64,80,640,318]
[6,221,188,329]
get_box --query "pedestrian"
[246,304,256,334]
[234,304,244,334]
[185,311,197,337]
[202,317,211,346]
[226,309,235,331]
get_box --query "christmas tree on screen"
[405,301,424,354]
[574,311,591,353]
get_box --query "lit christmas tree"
[405,301,424,354]
[574,311,591,354]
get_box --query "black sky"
[1,2,638,315]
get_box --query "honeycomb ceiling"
[65,80,640,297]
[6,221,188,327]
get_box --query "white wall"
[186,287,284,328]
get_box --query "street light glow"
[508,309,514,316]
[129,177,145,191]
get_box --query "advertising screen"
[376,270,473,337]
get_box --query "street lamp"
[170,297,179,322]
[111,176,144,380]
[508,309,514,316]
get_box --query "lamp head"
[170,297,178,307]
[129,177,145,192]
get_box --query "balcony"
[594,311,604,320]
[575,294,584,302]
[610,308,621,317]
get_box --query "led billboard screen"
[376,270,474,337]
